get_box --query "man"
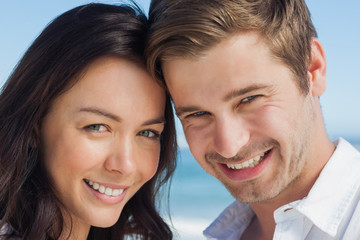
[146,0,360,239]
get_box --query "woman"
[0,3,176,240]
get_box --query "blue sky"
[1,1,359,144]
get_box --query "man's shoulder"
[203,201,253,240]
[292,138,360,238]
[332,137,360,159]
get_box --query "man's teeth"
[85,180,124,197]
[226,152,265,170]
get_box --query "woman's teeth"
[85,179,124,196]
[226,152,266,170]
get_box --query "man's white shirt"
[204,138,360,240]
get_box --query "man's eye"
[241,95,259,104]
[85,124,107,132]
[138,130,160,139]
[186,111,208,118]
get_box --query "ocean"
[166,149,234,240]
[166,138,360,240]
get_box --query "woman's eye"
[85,124,107,132]
[138,130,160,139]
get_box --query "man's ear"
[307,38,327,97]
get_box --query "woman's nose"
[104,136,137,176]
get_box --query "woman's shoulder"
[0,222,22,240]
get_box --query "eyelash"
[240,95,261,104]
[184,95,261,119]
[138,130,161,140]
[185,111,208,119]
[84,125,162,140]
[84,124,108,132]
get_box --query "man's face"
[163,32,318,203]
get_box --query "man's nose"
[213,116,250,159]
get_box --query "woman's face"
[41,57,165,234]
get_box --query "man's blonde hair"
[146,0,317,94]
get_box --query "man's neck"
[245,137,335,239]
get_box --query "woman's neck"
[58,211,91,240]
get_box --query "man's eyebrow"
[79,107,121,122]
[223,84,270,102]
[175,84,270,117]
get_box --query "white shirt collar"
[203,200,254,240]
[274,138,360,236]
[204,138,360,239]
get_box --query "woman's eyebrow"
[79,107,165,126]
[142,117,166,126]
[79,107,121,122]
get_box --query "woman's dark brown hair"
[0,3,176,240]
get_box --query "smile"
[84,179,124,197]
[226,150,271,170]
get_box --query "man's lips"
[217,148,273,182]
[225,149,271,170]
